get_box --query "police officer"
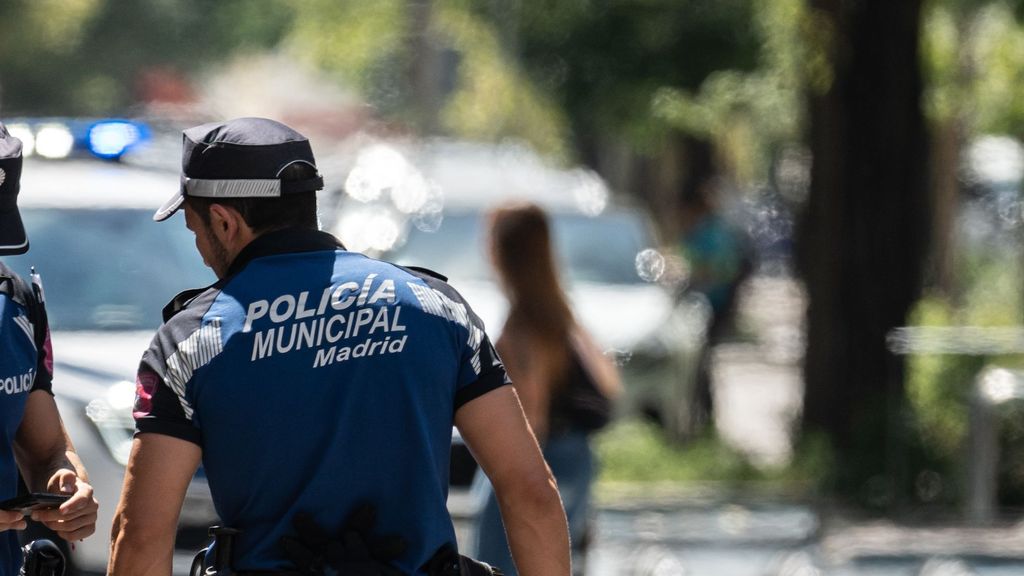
[0,123,99,575]
[108,118,570,576]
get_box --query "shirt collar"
[225,228,345,278]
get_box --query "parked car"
[330,140,711,443]
[4,120,219,575]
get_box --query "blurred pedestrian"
[473,202,622,576]
[678,178,753,429]
[0,123,99,575]
[107,118,569,576]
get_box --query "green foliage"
[595,419,760,484]
[639,0,807,181]
[505,0,763,152]
[8,0,103,54]
[434,4,570,160]
[433,0,782,176]
[905,249,1024,505]
[284,1,571,158]
[906,298,985,461]
[968,4,1024,134]
[783,431,834,492]
[286,1,407,98]
[0,0,293,115]
[922,1,1024,133]
[921,4,962,123]
[995,401,1024,505]
[595,419,831,497]
[1,0,800,185]
[908,0,1024,498]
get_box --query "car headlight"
[84,380,136,466]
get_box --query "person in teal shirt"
[679,179,753,428]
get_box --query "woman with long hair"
[473,202,621,575]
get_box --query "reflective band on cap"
[0,239,28,251]
[184,178,282,198]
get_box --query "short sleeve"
[401,267,511,410]
[132,287,222,445]
[454,333,511,410]
[133,356,202,445]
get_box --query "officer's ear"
[208,203,252,247]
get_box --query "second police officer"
[0,123,99,576]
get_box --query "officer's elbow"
[497,466,563,514]
[108,511,172,575]
[110,513,154,550]
[109,511,138,562]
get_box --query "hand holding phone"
[0,493,70,516]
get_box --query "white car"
[5,130,220,575]
[331,140,712,442]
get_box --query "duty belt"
[194,520,501,576]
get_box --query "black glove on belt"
[280,503,407,576]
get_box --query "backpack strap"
[26,269,49,353]
[0,271,45,349]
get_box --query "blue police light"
[86,120,148,159]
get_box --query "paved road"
[584,501,1024,576]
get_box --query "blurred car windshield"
[4,208,213,330]
[390,208,653,285]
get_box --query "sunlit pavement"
[584,500,1024,575]
[713,275,805,467]
[586,501,816,576]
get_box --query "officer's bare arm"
[456,385,571,576]
[12,390,99,541]
[109,434,201,576]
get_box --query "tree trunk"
[929,118,961,298]
[798,0,930,501]
[406,0,441,135]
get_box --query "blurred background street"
[7,1,1024,574]
[586,274,1024,575]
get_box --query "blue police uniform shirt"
[0,263,55,576]
[133,229,510,574]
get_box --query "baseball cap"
[154,117,324,222]
[0,122,27,256]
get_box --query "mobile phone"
[0,493,70,515]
